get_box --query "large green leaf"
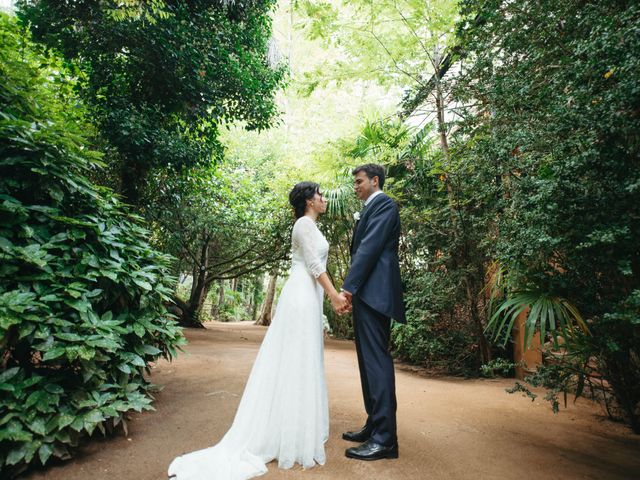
[486,292,589,348]
[38,443,53,465]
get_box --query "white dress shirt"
[364,189,384,207]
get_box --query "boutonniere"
[353,211,361,221]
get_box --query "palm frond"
[323,170,357,218]
[486,291,590,349]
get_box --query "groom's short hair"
[352,163,385,189]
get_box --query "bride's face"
[307,191,327,215]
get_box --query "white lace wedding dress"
[168,216,330,480]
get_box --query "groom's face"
[353,171,378,201]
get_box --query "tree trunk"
[250,275,263,322]
[465,277,491,367]
[255,273,277,326]
[171,296,204,328]
[433,53,491,369]
[119,159,147,208]
[183,234,210,325]
[211,279,224,317]
[218,279,225,305]
[434,64,458,227]
[189,263,199,300]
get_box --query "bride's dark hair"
[289,182,320,219]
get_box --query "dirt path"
[24,321,640,480]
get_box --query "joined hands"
[331,290,352,315]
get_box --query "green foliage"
[452,0,640,431]
[391,271,478,376]
[146,154,292,326]
[318,173,361,338]
[317,114,489,371]
[505,382,538,403]
[480,358,517,379]
[508,290,640,431]
[17,0,286,205]
[296,0,459,91]
[216,288,250,323]
[455,0,640,313]
[342,114,493,372]
[317,1,640,436]
[588,290,640,431]
[150,161,290,279]
[0,15,185,476]
[486,291,588,348]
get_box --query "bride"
[168,182,351,480]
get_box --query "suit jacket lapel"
[351,193,386,254]
[358,192,385,225]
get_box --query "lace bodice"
[291,216,329,278]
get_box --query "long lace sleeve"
[292,217,326,278]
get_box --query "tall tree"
[256,273,278,326]
[17,0,286,206]
[149,161,291,326]
[296,0,458,95]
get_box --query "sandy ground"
[23,321,640,480]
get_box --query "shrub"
[392,271,478,376]
[0,15,186,476]
[454,0,640,432]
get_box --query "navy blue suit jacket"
[343,192,406,323]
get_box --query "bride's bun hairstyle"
[289,182,320,219]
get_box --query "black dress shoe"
[345,440,399,461]
[342,425,372,443]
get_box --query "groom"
[339,163,406,461]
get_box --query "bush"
[392,271,478,376]
[217,289,249,322]
[0,15,186,477]
[594,291,640,432]
[454,0,640,432]
[480,358,517,379]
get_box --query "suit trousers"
[352,295,398,446]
